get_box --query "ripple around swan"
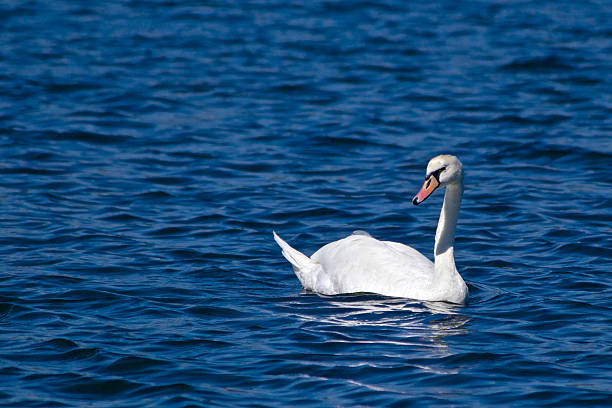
[1,0,612,406]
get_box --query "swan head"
[412,155,463,205]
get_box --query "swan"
[273,154,468,304]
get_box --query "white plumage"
[274,155,468,304]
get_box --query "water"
[1,0,611,406]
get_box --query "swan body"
[274,155,468,304]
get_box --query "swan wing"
[310,235,434,297]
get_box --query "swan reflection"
[295,294,470,355]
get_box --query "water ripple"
[0,0,611,407]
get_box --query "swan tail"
[273,231,320,289]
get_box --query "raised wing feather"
[310,235,434,297]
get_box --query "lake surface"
[1,0,611,406]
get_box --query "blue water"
[1,0,611,406]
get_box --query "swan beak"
[412,175,440,205]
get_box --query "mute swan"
[273,155,468,304]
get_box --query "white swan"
[273,155,468,304]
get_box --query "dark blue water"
[1,0,611,406]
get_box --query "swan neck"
[434,182,463,260]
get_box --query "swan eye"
[426,166,447,181]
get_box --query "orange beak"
[412,175,440,205]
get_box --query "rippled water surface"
[1,0,611,406]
